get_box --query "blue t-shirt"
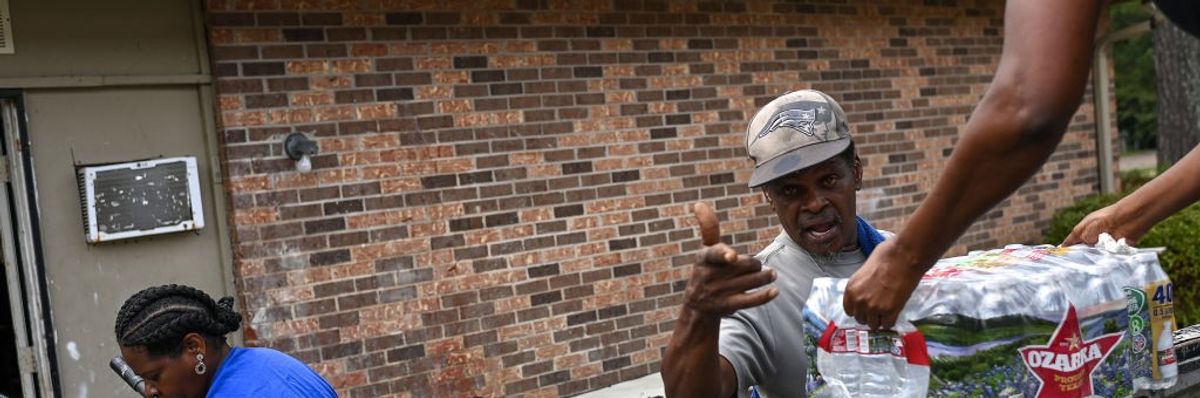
[206,347,337,398]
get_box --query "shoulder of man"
[753,232,793,266]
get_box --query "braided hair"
[114,284,242,357]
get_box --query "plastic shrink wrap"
[804,242,1177,398]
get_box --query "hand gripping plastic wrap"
[803,242,1177,398]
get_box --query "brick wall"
[206,0,1104,396]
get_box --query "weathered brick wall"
[206,0,1103,396]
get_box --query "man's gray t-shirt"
[717,231,873,398]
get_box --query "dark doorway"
[1,260,21,397]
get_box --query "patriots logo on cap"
[759,108,818,139]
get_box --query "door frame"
[0,90,60,398]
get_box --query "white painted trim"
[3,97,57,397]
[1,99,36,398]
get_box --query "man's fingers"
[849,304,899,331]
[863,308,882,330]
[731,254,761,272]
[723,287,779,311]
[844,284,879,328]
[1062,223,1088,246]
[700,244,739,265]
[842,292,856,317]
[714,268,775,294]
[1066,229,1103,246]
[693,202,721,246]
[853,310,870,328]
[880,311,900,331]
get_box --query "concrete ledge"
[573,373,664,398]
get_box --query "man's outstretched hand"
[842,240,924,330]
[663,204,767,398]
[684,202,778,318]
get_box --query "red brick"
[208,2,1101,397]
[287,60,328,74]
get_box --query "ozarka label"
[1019,304,1123,397]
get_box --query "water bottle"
[1155,320,1178,385]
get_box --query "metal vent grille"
[77,157,205,243]
[94,162,191,232]
[0,0,12,55]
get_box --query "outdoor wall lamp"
[284,132,319,173]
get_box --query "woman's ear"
[183,333,207,356]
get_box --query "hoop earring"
[194,353,206,375]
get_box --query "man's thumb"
[692,202,720,246]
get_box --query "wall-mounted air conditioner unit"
[76,157,204,243]
[0,0,13,55]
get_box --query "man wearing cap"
[662,90,889,398]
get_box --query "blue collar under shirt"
[855,216,885,257]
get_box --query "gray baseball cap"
[745,89,851,188]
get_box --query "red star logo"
[1019,304,1124,398]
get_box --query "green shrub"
[1043,169,1200,326]
[1042,193,1122,243]
[1119,167,1158,192]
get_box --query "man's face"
[762,154,862,257]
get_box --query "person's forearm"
[1112,146,1200,237]
[892,98,1072,269]
[842,0,1105,331]
[663,308,729,398]
[888,0,1101,270]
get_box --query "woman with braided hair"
[114,284,337,398]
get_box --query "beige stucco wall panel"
[1,0,201,78]
[25,86,228,398]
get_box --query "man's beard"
[810,239,843,263]
[806,227,859,263]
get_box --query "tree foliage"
[1111,3,1157,152]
